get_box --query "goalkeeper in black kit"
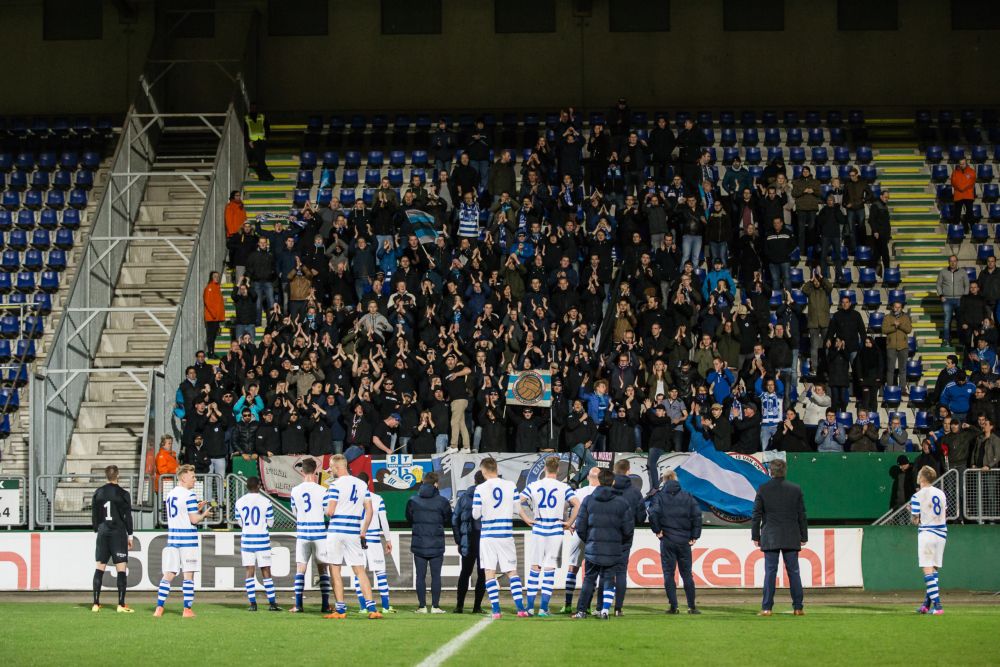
[91,465,135,612]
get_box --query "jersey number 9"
[492,487,504,508]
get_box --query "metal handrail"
[873,468,959,525]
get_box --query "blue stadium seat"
[947,224,965,243]
[51,169,71,190]
[296,169,313,189]
[721,147,739,165]
[789,267,804,287]
[0,154,11,173]
[972,145,989,163]
[411,150,428,168]
[60,210,80,230]
[748,166,764,182]
[7,231,26,250]
[32,293,51,313]
[299,151,317,170]
[14,272,34,292]
[58,151,78,170]
[937,184,953,201]
[762,111,778,127]
[906,358,923,382]
[0,252,18,272]
[30,171,49,191]
[883,266,901,288]
[719,111,735,127]
[859,165,877,182]
[888,289,907,305]
[788,146,806,165]
[362,188,374,207]
[827,110,843,126]
[862,289,881,309]
[350,115,366,133]
[764,127,781,147]
[978,164,994,182]
[15,210,34,230]
[21,314,43,338]
[410,168,427,183]
[868,311,885,332]
[697,111,713,127]
[783,111,799,127]
[745,147,762,165]
[856,146,873,164]
[15,153,34,171]
[858,267,877,287]
[785,127,803,147]
[81,151,100,171]
[856,246,874,265]
[829,127,846,146]
[807,128,824,146]
[940,203,954,221]
[836,412,854,428]
[73,168,93,190]
[315,189,333,206]
[811,147,828,165]
[322,151,339,169]
[741,128,759,147]
[364,169,381,188]
[39,271,59,292]
[0,212,10,232]
[833,146,850,165]
[68,189,87,209]
[341,169,358,188]
[837,165,852,182]
[949,145,965,163]
[882,386,902,406]
[700,127,716,146]
[38,209,57,230]
[388,168,403,187]
[339,188,356,206]
[14,340,34,363]
[766,147,783,164]
[46,250,66,271]
[926,146,942,163]
[30,230,50,251]
[367,151,384,168]
[389,150,406,168]
[344,151,361,169]
[977,244,995,262]
[839,289,857,306]
[815,165,831,182]
[848,110,865,126]
[0,340,10,362]
[984,184,999,202]
[931,164,949,183]
[292,189,309,207]
[23,190,41,210]
[720,128,737,147]
[836,267,853,287]
[972,223,990,243]
[7,171,26,191]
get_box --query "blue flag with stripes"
[405,209,438,244]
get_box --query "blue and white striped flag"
[405,209,438,244]
[676,434,771,519]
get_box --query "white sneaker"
[414,607,428,614]
[431,607,447,614]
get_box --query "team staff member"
[751,459,808,616]
[406,472,452,613]
[647,470,702,614]
[609,459,645,615]
[91,465,134,613]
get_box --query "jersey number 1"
[104,501,112,521]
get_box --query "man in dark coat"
[573,468,635,620]
[647,469,703,614]
[889,455,917,510]
[825,295,866,361]
[451,471,486,614]
[405,472,452,613]
[609,459,646,615]
[751,459,808,615]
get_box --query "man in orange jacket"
[203,271,226,356]
[951,157,977,231]
[225,191,247,238]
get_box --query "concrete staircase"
[0,162,108,478]
[61,127,219,479]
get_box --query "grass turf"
[1,602,998,666]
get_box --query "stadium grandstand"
[0,1,997,664]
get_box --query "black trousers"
[204,321,220,357]
[414,554,443,609]
[249,140,272,180]
[456,550,486,611]
[660,539,696,609]
[952,199,974,229]
[871,235,891,271]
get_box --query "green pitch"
[2,602,999,666]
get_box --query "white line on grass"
[414,617,492,667]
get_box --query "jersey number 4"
[350,486,359,504]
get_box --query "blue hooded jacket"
[576,486,635,567]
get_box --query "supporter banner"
[372,454,432,493]
[505,370,552,407]
[257,454,373,498]
[0,528,861,591]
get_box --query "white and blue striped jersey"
[365,492,391,543]
[472,477,518,539]
[911,486,948,539]
[520,478,575,537]
[324,475,370,536]
[290,481,328,541]
[165,486,199,548]
[234,492,274,552]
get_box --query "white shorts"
[480,537,517,573]
[326,533,366,567]
[296,538,329,565]
[530,534,564,569]
[241,550,273,568]
[565,533,584,568]
[918,532,946,569]
[162,546,200,574]
[365,543,386,572]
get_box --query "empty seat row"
[916,110,999,127]
[0,249,68,271]
[0,292,51,314]
[0,270,60,293]
[931,164,995,184]
[0,116,112,138]
[0,208,80,231]
[0,313,45,338]
[1,188,87,211]
[925,145,1000,164]
[0,151,101,173]
[0,168,93,191]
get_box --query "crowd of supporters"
[174,104,1000,483]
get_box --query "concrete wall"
[4,0,1000,115]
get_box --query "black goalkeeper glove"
[360,537,368,550]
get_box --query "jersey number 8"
[931,496,942,516]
